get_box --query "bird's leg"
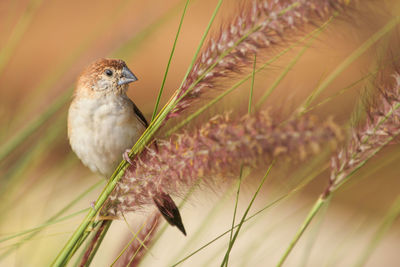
[123,149,135,166]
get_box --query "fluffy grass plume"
[327,69,400,196]
[170,0,353,117]
[104,111,342,216]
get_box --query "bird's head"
[75,58,138,97]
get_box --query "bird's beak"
[118,66,138,86]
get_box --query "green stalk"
[254,15,333,109]
[248,54,256,114]
[299,15,400,113]
[51,1,224,265]
[277,106,400,266]
[0,180,102,259]
[225,54,256,267]
[10,0,134,131]
[0,0,43,75]
[80,220,112,267]
[126,222,158,266]
[276,196,328,267]
[0,90,70,164]
[225,166,244,267]
[0,0,185,165]
[151,0,191,121]
[172,163,329,266]
[354,196,400,267]
[110,220,147,266]
[220,163,274,266]
[166,169,251,266]
[166,14,331,136]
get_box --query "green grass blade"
[112,0,190,58]
[175,0,224,94]
[0,208,90,244]
[151,0,191,121]
[171,149,330,265]
[354,195,400,267]
[126,222,158,266]
[0,180,103,260]
[0,0,43,75]
[110,220,146,267]
[299,15,400,113]
[255,15,333,109]
[225,166,244,267]
[277,102,400,266]
[225,55,256,266]
[0,1,184,165]
[220,163,274,266]
[51,1,224,265]
[166,170,252,266]
[0,90,70,164]
[276,196,328,267]
[166,16,332,136]
[299,198,331,267]
[172,163,328,266]
[248,54,256,114]
[81,220,112,267]
[302,71,374,114]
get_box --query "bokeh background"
[0,0,400,266]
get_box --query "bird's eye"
[105,69,113,77]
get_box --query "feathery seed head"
[168,0,352,118]
[103,111,342,216]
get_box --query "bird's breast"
[68,96,145,177]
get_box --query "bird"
[67,58,186,235]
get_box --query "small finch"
[68,58,186,235]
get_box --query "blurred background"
[0,0,400,266]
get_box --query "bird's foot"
[123,149,135,165]
[90,201,96,210]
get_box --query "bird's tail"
[153,192,186,236]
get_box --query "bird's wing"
[132,103,149,128]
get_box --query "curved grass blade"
[171,163,325,267]
[0,208,90,244]
[224,55,256,267]
[0,0,186,165]
[0,180,102,260]
[220,163,274,266]
[0,90,69,164]
[299,15,400,114]
[166,16,333,136]
[277,131,400,266]
[254,15,334,109]
[151,0,191,121]
[276,196,328,267]
[52,1,224,265]
[0,0,43,75]
[354,195,400,267]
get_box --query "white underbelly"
[68,98,145,177]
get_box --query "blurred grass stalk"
[73,0,191,264]
[1,0,399,265]
[55,0,388,265]
[53,0,219,264]
[276,16,400,264]
[354,195,400,267]
[0,0,43,76]
[0,0,188,262]
[0,0,188,164]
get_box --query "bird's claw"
[123,149,135,165]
